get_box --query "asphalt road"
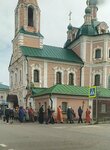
[0,121,110,150]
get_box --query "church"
[8,0,110,121]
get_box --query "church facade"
[8,0,110,113]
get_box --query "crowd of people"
[0,106,38,124]
[37,105,91,125]
[0,105,91,125]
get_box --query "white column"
[44,61,48,87]
[81,67,84,86]
[104,38,108,62]
[103,66,107,88]
[80,38,86,62]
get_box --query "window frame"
[56,72,62,84]
[69,73,74,85]
[62,102,67,113]
[28,6,34,27]
[94,74,100,86]
[34,69,39,83]
[100,103,107,113]
[95,49,101,59]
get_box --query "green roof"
[76,24,97,38]
[32,87,47,96]
[19,28,44,38]
[0,83,9,91]
[33,85,89,97]
[32,84,110,98]
[20,45,83,64]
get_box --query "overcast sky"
[0,0,110,85]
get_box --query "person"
[70,107,75,123]
[25,107,29,122]
[67,107,71,123]
[67,107,75,123]
[85,108,91,124]
[57,106,63,123]
[5,106,10,123]
[19,106,25,123]
[38,105,44,124]
[78,106,83,123]
[46,106,52,124]
[28,107,34,122]
[46,106,54,124]
[0,108,3,119]
[14,107,19,121]
[10,108,14,124]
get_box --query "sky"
[0,0,110,85]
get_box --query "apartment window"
[95,49,101,59]
[69,73,74,85]
[34,70,39,82]
[28,6,34,27]
[101,104,107,113]
[62,102,67,113]
[94,74,100,86]
[56,72,62,84]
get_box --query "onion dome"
[76,24,96,38]
[67,24,73,30]
[85,7,91,14]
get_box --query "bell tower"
[13,0,43,49]
[15,0,40,34]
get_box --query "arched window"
[94,74,100,86]
[34,70,39,82]
[56,72,62,84]
[69,73,74,85]
[95,49,101,59]
[28,6,34,27]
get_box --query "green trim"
[19,28,44,38]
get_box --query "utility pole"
[96,86,99,124]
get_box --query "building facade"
[9,0,110,111]
[0,83,9,106]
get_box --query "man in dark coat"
[5,106,10,123]
[38,105,44,124]
[78,106,83,123]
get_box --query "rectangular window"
[34,70,39,82]
[94,74,100,86]
[56,72,62,84]
[62,102,67,113]
[101,104,107,113]
[95,49,101,59]
[109,50,110,58]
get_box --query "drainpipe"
[50,94,53,109]
[80,65,84,86]
[25,56,29,89]
[25,56,29,107]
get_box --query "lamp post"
[95,87,101,124]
